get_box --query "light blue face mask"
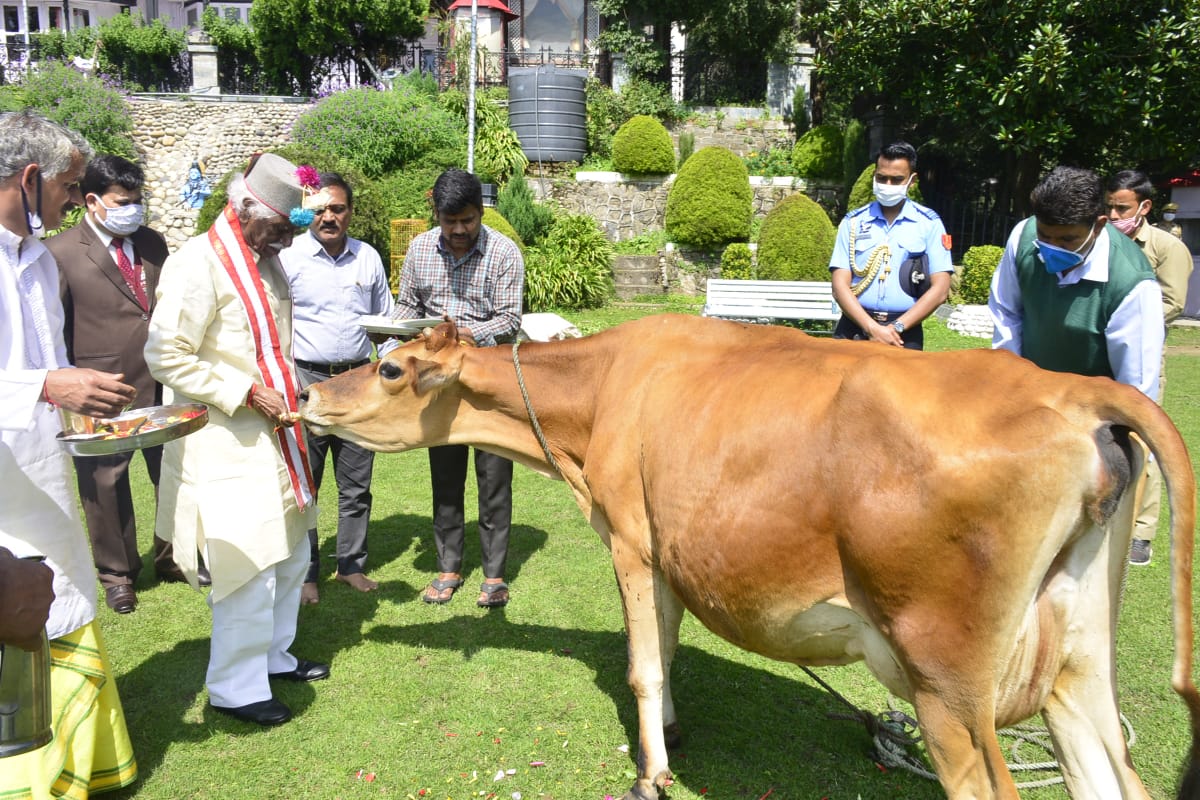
[1035,227,1096,274]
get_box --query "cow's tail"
[1094,387,1200,799]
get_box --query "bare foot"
[335,572,379,592]
[300,581,320,605]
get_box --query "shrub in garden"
[957,245,1004,305]
[613,228,669,255]
[497,173,554,247]
[676,131,695,170]
[665,147,752,250]
[194,145,391,266]
[524,215,613,311]
[842,119,868,191]
[95,13,186,91]
[586,77,683,159]
[756,193,837,281]
[612,115,676,175]
[291,83,465,177]
[31,27,96,61]
[744,146,794,178]
[794,125,842,179]
[0,61,136,159]
[482,208,525,253]
[373,166,443,222]
[790,84,810,136]
[721,243,755,280]
[440,88,528,184]
[791,124,844,181]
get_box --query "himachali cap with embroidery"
[242,153,304,219]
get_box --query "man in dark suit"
[47,155,206,614]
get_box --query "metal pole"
[21,0,30,48]
[466,0,478,174]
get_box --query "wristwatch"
[892,321,906,334]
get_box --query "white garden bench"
[701,279,842,330]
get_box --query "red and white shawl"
[208,204,316,510]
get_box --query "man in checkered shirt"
[394,168,524,609]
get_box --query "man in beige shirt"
[1105,169,1194,565]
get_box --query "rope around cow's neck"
[512,339,562,476]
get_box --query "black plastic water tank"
[508,66,588,163]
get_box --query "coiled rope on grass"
[800,665,1136,789]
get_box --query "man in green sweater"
[987,165,1164,552]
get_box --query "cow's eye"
[379,361,403,380]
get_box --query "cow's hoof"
[663,721,683,750]
[622,779,663,800]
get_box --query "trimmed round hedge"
[665,146,752,250]
[482,207,525,253]
[791,124,843,181]
[957,245,1004,305]
[756,192,837,281]
[612,115,676,175]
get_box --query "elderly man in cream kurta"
[145,154,330,727]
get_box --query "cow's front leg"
[612,540,674,799]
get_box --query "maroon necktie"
[111,237,148,310]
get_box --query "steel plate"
[56,403,208,457]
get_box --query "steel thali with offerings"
[56,403,209,457]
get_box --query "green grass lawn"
[100,302,1200,799]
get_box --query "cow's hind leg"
[612,542,677,800]
[910,689,1022,799]
[656,580,685,750]
[1037,541,1150,797]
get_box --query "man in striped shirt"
[394,168,524,608]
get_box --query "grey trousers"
[428,445,513,579]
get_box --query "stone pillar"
[767,44,815,120]
[187,30,219,95]
[610,53,628,93]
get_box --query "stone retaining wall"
[670,117,792,159]
[124,99,800,249]
[541,172,840,242]
[127,96,311,249]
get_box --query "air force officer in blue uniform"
[830,141,953,350]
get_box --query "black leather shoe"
[210,698,292,726]
[105,584,137,614]
[156,565,188,584]
[268,658,330,682]
[197,562,212,587]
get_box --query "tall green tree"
[805,0,1200,215]
[250,0,429,96]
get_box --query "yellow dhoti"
[0,621,136,799]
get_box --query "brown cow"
[299,314,1200,800]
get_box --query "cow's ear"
[405,355,456,396]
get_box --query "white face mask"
[95,198,145,237]
[1163,213,1176,222]
[873,176,913,208]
